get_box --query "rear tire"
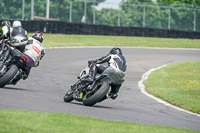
[83,82,110,106]
[0,65,18,88]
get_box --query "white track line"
[138,65,200,117]
[46,46,200,51]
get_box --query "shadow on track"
[1,86,31,91]
[68,101,114,109]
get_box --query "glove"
[40,49,45,59]
[3,39,11,45]
[7,40,11,45]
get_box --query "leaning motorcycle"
[63,65,125,106]
[0,40,27,87]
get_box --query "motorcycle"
[63,65,125,106]
[0,40,27,88]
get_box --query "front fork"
[0,48,10,64]
[0,49,11,76]
[0,44,21,68]
[71,81,91,101]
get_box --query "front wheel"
[63,88,74,102]
[0,65,18,88]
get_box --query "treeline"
[0,0,105,22]
[0,0,200,32]
[97,0,200,31]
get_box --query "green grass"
[27,33,200,48]
[0,109,198,133]
[144,62,200,114]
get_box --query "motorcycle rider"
[0,20,12,41]
[10,20,28,52]
[0,20,28,53]
[82,47,126,100]
[11,31,45,84]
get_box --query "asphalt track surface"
[0,47,200,131]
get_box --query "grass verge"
[144,62,200,114]
[0,109,198,133]
[27,33,200,48]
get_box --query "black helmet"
[32,31,44,43]
[2,20,11,26]
[109,47,122,55]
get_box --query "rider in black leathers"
[0,20,28,53]
[0,20,12,41]
[83,47,127,99]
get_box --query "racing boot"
[108,92,118,100]
[81,65,97,83]
[21,71,28,80]
[22,67,31,80]
[86,80,96,91]
[108,84,121,100]
[82,76,93,83]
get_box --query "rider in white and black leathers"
[11,31,45,84]
[83,47,127,99]
[10,21,28,53]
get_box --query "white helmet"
[12,21,22,27]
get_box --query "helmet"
[32,31,44,43]
[12,21,22,27]
[2,20,11,26]
[109,47,122,55]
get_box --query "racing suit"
[23,37,45,70]
[12,37,45,83]
[0,25,13,40]
[24,37,45,67]
[10,26,28,53]
[0,25,28,53]
[86,54,126,99]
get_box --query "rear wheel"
[83,82,110,106]
[0,65,18,88]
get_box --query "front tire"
[0,65,18,88]
[63,89,74,102]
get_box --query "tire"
[83,82,110,106]
[63,89,74,102]
[0,65,18,88]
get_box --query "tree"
[96,8,119,26]
[0,0,106,22]
[119,0,199,31]
[156,0,200,7]
[0,0,22,19]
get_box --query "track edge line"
[138,64,200,118]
